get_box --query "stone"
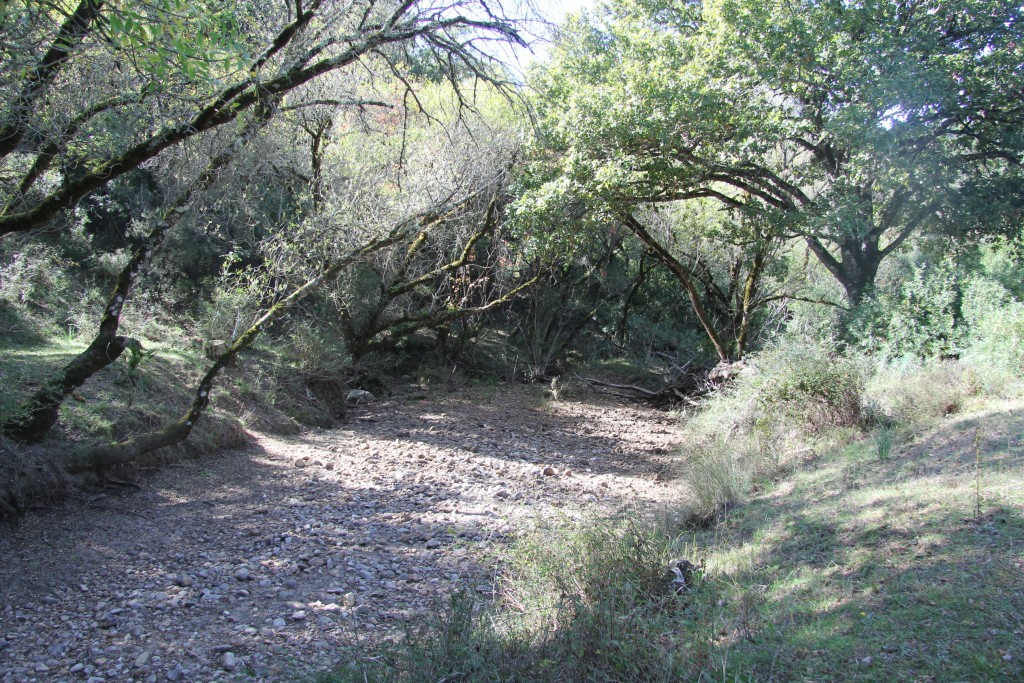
[272,618,286,628]
[542,466,557,476]
[233,568,251,581]
[221,653,237,671]
[290,610,307,621]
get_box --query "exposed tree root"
[576,360,749,406]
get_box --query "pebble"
[0,391,675,683]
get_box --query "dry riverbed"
[0,387,682,682]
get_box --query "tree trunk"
[3,101,277,443]
[622,213,731,362]
[805,234,883,306]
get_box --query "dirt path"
[0,387,681,683]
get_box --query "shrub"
[849,257,962,359]
[680,439,753,519]
[746,339,865,432]
[0,243,105,338]
[960,277,1024,394]
[865,357,976,427]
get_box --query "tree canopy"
[528,0,1024,303]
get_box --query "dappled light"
[2,0,1024,679]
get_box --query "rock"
[135,652,152,668]
[284,578,299,590]
[233,567,251,581]
[290,610,307,621]
[165,665,183,682]
[343,592,358,607]
[173,575,193,588]
[425,539,442,549]
[272,618,286,628]
[221,653,237,671]
[294,458,310,468]
[325,462,335,471]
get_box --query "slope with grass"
[680,400,1024,681]
[329,396,1024,682]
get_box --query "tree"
[1,0,528,441]
[0,0,524,237]
[529,0,1024,305]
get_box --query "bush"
[864,358,976,427]
[674,339,865,517]
[0,243,105,339]
[960,277,1024,394]
[849,257,962,359]
[746,340,865,432]
[680,439,753,519]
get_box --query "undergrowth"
[321,519,695,683]
[319,393,1024,683]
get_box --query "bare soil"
[0,386,682,682]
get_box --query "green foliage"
[873,426,893,462]
[527,0,1024,302]
[748,340,865,432]
[114,341,157,389]
[961,278,1024,392]
[0,241,105,339]
[850,253,962,359]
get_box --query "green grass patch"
[317,400,1024,682]
[678,402,1024,681]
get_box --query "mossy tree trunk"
[3,100,276,443]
